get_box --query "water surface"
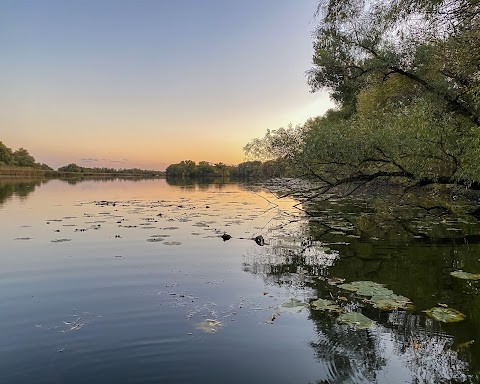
[1,178,479,383]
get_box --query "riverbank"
[0,166,165,178]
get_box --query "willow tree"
[308,0,480,125]
[245,0,480,213]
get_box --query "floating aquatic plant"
[280,298,308,313]
[310,298,342,313]
[424,307,466,323]
[450,270,480,280]
[338,281,413,311]
[196,319,222,333]
[146,238,163,242]
[338,312,375,329]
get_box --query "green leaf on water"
[450,270,480,280]
[338,281,384,293]
[338,312,375,329]
[337,283,360,292]
[370,294,414,311]
[310,298,343,313]
[338,281,413,311]
[424,307,466,323]
[356,286,394,297]
[281,298,308,312]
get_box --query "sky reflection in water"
[0,178,479,383]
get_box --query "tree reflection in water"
[0,178,47,205]
[242,202,480,383]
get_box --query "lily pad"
[356,286,394,297]
[196,319,222,333]
[338,281,413,311]
[310,298,343,313]
[424,307,466,323]
[338,281,384,293]
[450,270,480,280]
[337,283,361,292]
[338,312,375,329]
[146,238,163,242]
[327,277,345,286]
[281,298,308,313]
[370,294,414,311]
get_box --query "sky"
[0,0,334,170]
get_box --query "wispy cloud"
[80,158,99,162]
[101,158,129,163]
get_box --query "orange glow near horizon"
[0,0,334,171]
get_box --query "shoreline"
[0,167,165,178]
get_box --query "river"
[1,177,479,383]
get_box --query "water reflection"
[2,177,479,383]
[0,178,48,205]
[243,197,480,383]
[166,176,230,189]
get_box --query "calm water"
[1,177,479,383]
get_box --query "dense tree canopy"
[245,0,480,203]
[309,0,480,126]
[0,141,52,170]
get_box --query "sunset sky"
[1,0,333,170]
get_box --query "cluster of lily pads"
[281,296,376,329]
[337,281,413,311]
[281,271,478,329]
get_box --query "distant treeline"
[0,140,164,177]
[0,141,52,170]
[57,163,164,176]
[166,159,293,180]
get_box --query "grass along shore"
[0,166,165,178]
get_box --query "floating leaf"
[370,294,414,311]
[338,312,375,329]
[339,281,413,311]
[450,270,480,280]
[424,307,466,323]
[338,281,384,293]
[196,319,222,333]
[372,298,404,311]
[356,286,394,297]
[310,298,343,313]
[327,277,345,285]
[280,298,308,313]
[337,283,360,292]
[456,340,474,350]
[146,238,163,242]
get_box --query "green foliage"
[0,141,14,166]
[12,148,36,167]
[0,141,53,170]
[166,159,289,180]
[310,0,480,126]
[244,0,480,196]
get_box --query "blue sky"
[0,0,333,169]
